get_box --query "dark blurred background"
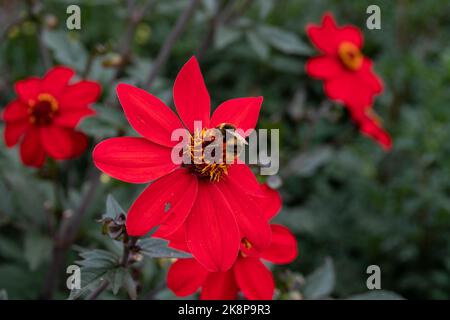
[0,0,449,299]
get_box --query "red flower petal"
[354,59,383,97]
[210,97,263,135]
[200,270,239,300]
[173,56,210,133]
[224,164,263,196]
[234,256,275,300]
[93,137,178,184]
[167,258,208,297]
[324,69,376,109]
[54,107,95,128]
[253,184,282,220]
[2,100,29,122]
[306,13,338,55]
[155,226,189,253]
[126,168,197,236]
[4,120,29,147]
[20,127,46,167]
[59,80,101,108]
[307,13,363,55]
[260,224,298,264]
[15,77,41,104]
[42,66,74,98]
[186,182,240,272]
[351,109,393,150]
[336,25,363,49]
[218,176,271,252]
[116,84,185,147]
[305,56,344,80]
[40,126,88,159]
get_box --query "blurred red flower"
[2,66,100,167]
[93,56,270,272]
[167,224,297,300]
[306,13,383,110]
[165,185,297,300]
[306,13,392,150]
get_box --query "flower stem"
[144,0,200,89]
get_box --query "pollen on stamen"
[338,41,363,71]
[28,93,59,126]
[240,238,253,258]
[184,126,238,182]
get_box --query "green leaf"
[0,179,13,224]
[287,146,334,177]
[105,194,126,219]
[124,271,137,300]
[4,172,50,226]
[0,236,23,262]
[215,27,242,50]
[246,31,270,60]
[348,290,404,300]
[76,249,119,269]
[126,58,153,85]
[87,55,116,85]
[303,257,335,299]
[43,30,88,72]
[257,25,312,55]
[69,248,121,299]
[268,55,304,74]
[108,267,127,295]
[78,104,126,139]
[23,232,52,271]
[69,267,110,300]
[257,0,274,19]
[0,264,41,299]
[138,238,191,259]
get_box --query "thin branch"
[144,0,201,90]
[86,236,137,300]
[197,0,253,61]
[25,0,51,69]
[57,170,100,246]
[196,0,228,61]
[81,52,96,79]
[87,280,110,300]
[120,235,138,267]
[107,0,154,104]
[36,23,51,69]
[40,169,100,299]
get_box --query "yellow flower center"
[185,124,244,182]
[28,93,59,125]
[338,41,363,71]
[187,127,229,182]
[239,238,253,258]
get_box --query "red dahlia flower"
[305,13,392,150]
[2,66,101,167]
[306,13,383,110]
[92,56,271,272]
[167,224,297,300]
[166,185,297,300]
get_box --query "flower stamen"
[28,93,59,125]
[338,41,363,71]
[185,124,244,182]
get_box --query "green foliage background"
[0,0,449,299]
